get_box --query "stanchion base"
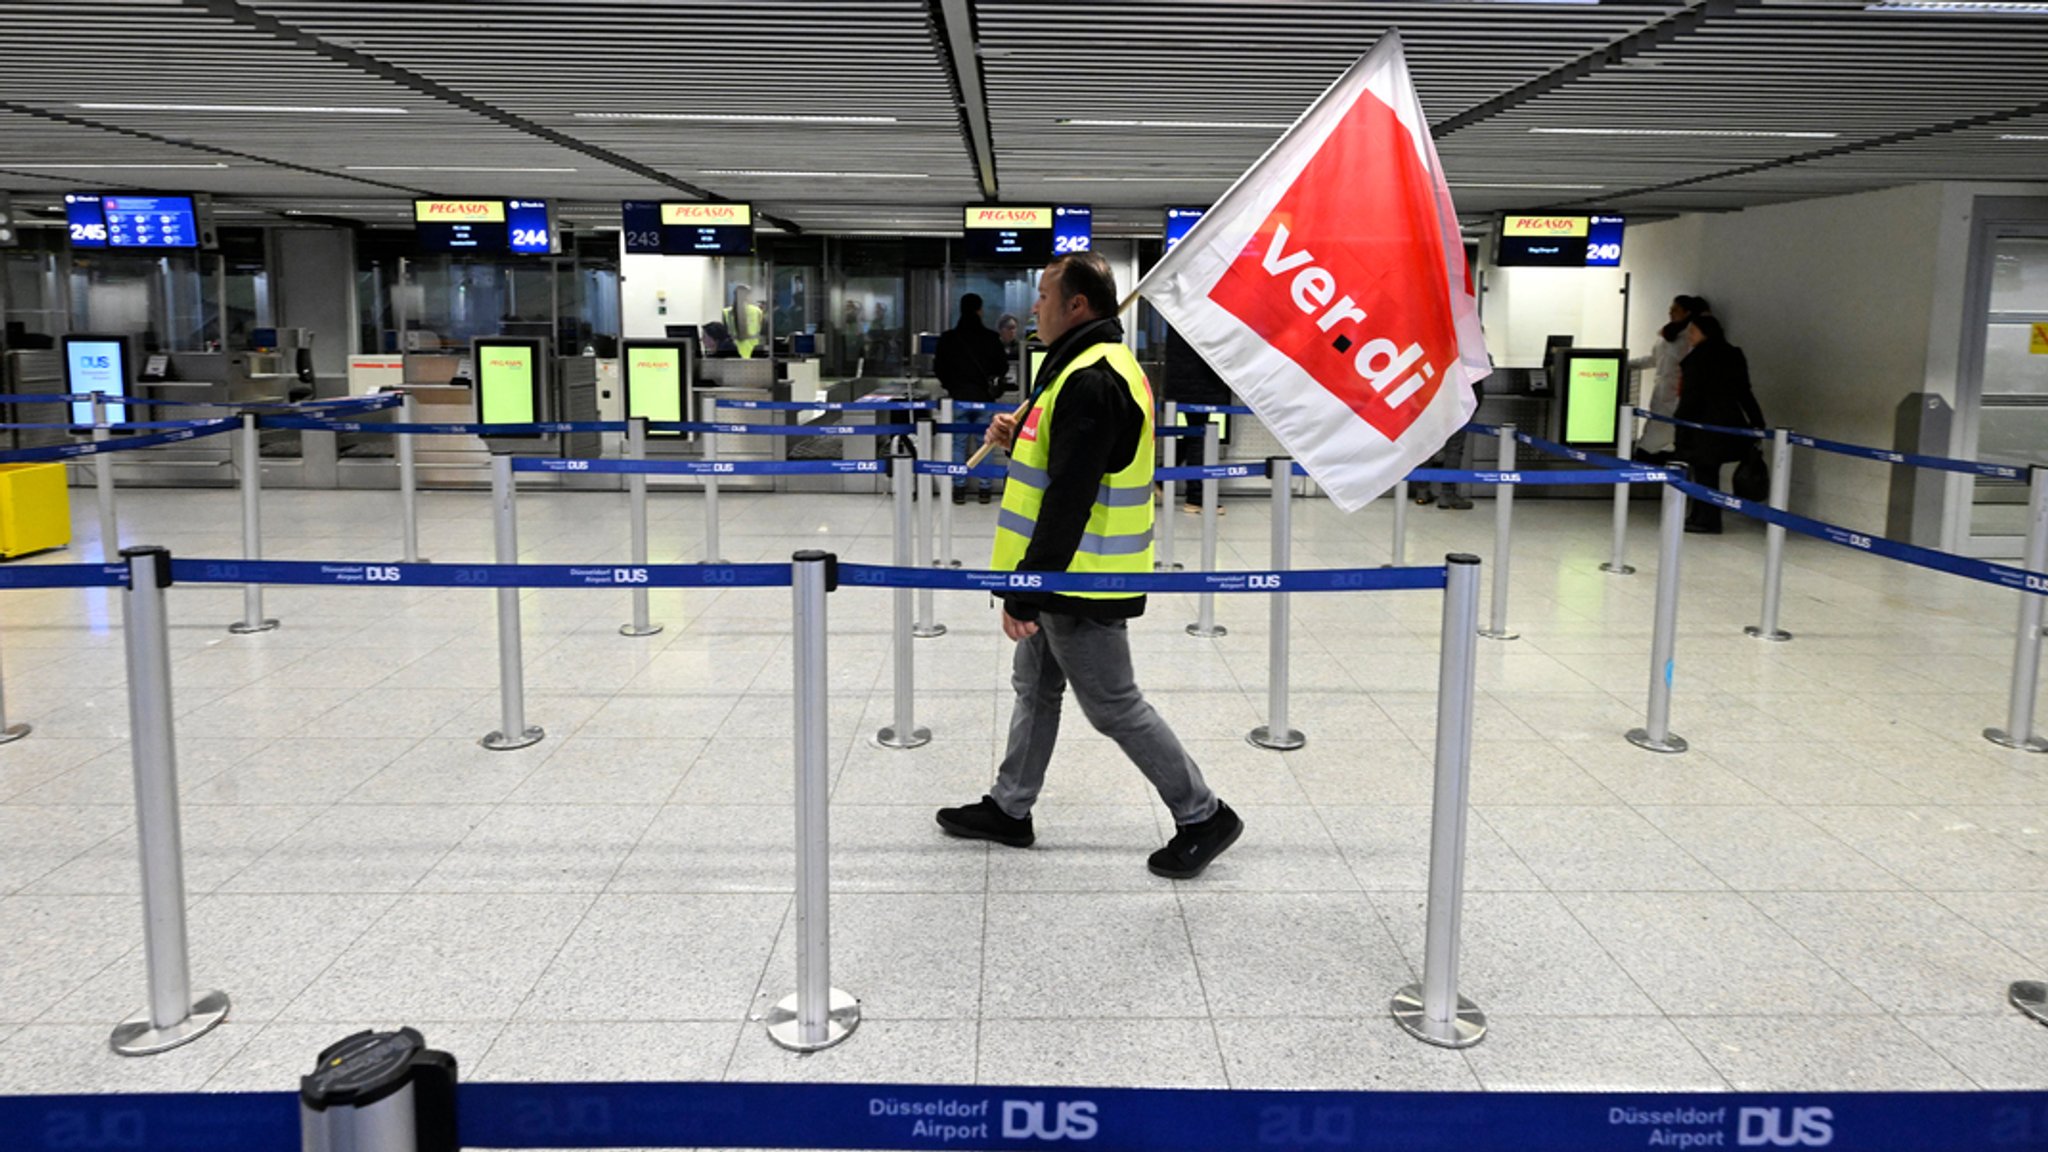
[1625,727,1689,754]
[1389,984,1486,1049]
[1247,725,1305,751]
[1186,624,1228,638]
[399,557,431,564]
[227,619,279,635]
[0,723,29,745]
[110,989,229,1056]
[2012,980,2047,1026]
[481,726,545,751]
[1154,562,1185,572]
[912,624,949,638]
[1983,727,2048,753]
[763,988,861,1052]
[1599,563,1637,575]
[1744,626,1793,642]
[619,623,665,638]
[945,560,962,569]
[873,725,931,750]
[1477,628,1519,642]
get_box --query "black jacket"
[1163,327,1233,405]
[1001,317,1147,623]
[934,315,1007,404]
[1674,340,1766,458]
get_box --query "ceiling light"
[79,102,408,115]
[344,166,579,173]
[1998,133,2048,140]
[1,162,230,169]
[1033,176,1208,183]
[576,112,897,125]
[1866,2,2048,12]
[700,169,930,179]
[1056,118,1290,130]
[1530,127,1839,139]
[1450,181,1607,189]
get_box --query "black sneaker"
[978,488,991,504]
[1147,801,1242,879]
[952,488,967,505]
[1440,495,1473,511]
[936,796,1034,848]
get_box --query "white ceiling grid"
[0,0,2041,233]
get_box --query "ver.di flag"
[1135,31,1489,513]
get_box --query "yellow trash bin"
[0,463,72,559]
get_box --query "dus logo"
[563,460,590,471]
[1008,574,1043,588]
[1257,1104,1355,1146]
[366,566,401,582]
[1496,472,1521,484]
[613,568,648,584]
[1002,1100,1097,1142]
[44,1108,144,1149]
[1737,1107,1833,1147]
[1846,533,1873,550]
[710,462,735,474]
[1249,574,1281,589]
[2026,574,2048,593]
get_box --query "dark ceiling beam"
[1430,0,1750,139]
[182,0,801,232]
[930,0,1000,200]
[0,100,433,197]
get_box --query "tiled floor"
[0,479,2043,1096]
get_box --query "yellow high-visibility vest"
[724,303,764,358]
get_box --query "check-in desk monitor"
[621,340,693,437]
[1556,348,1626,447]
[473,337,546,433]
[62,334,131,426]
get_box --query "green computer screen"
[1563,355,1622,445]
[476,341,538,425]
[624,343,685,428]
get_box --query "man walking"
[936,253,1242,879]
[933,292,1008,504]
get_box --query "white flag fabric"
[1135,31,1490,513]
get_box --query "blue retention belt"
[1633,408,1769,439]
[167,559,793,589]
[839,563,1446,594]
[914,460,1009,480]
[515,457,887,477]
[9,1081,2043,1152]
[0,393,87,405]
[651,421,917,437]
[1174,402,1255,416]
[1409,467,1674,487]
[0,419,238,463]
[1158,463,1267,482]
[1788,432,2026,480]
[1668,476,2048,595]
[0,419,226,432]
[716,398,933,412]
[951,400,1009,413]
[260,417,631,435]
[0,563,130,589]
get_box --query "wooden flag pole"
[962,288,1144,470]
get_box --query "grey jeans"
[989,612,1219,826]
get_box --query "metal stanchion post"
[875,454,930,749]
[1391,553,1486,1049]
[700,394,726,564]
[938,399,960,569]
[110,546,230,1056]
[913,418,945,638]
[1157,401,1182,571]
[1601,403,1637,575]
[1187,419,1227,638]
[299,1028,459,1152]
[1985,465,2048,752]
[621,416,662,638]
[1389,478,1409,567]
[765,550,861,1051]
[397,391,426,563]
[92,391,120,560]
[1249,458,1304,751]
[228,412,278,634]
[482,455,542,751]
[1626,479,1690,754]
[1746,426,1795,642]
[0,621,28,744]
[1478,424,1518,641]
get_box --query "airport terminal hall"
[3,1,2048,1148]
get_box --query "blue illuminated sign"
[506,199,553,254]
[1585,214,1626,266]
[1165,206,1206,251]
[65,194,108,248]
[103,195,199,248]
[1052,204,1092,253]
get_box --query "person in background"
[1412,372,1481,510]
[724,283,765,359]
[700,320,737,358]
[937,251,1241,880]
[1629,294,1707,462]
[934,292,1008,504]
[997,313,1022,395]
[1673,312,1764,534]
[1163,325,1233,515]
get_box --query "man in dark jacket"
[1674,314,1766,534]
[933,293,1008,503]
[1164,326,1233,513]
[936,252,1241,880]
